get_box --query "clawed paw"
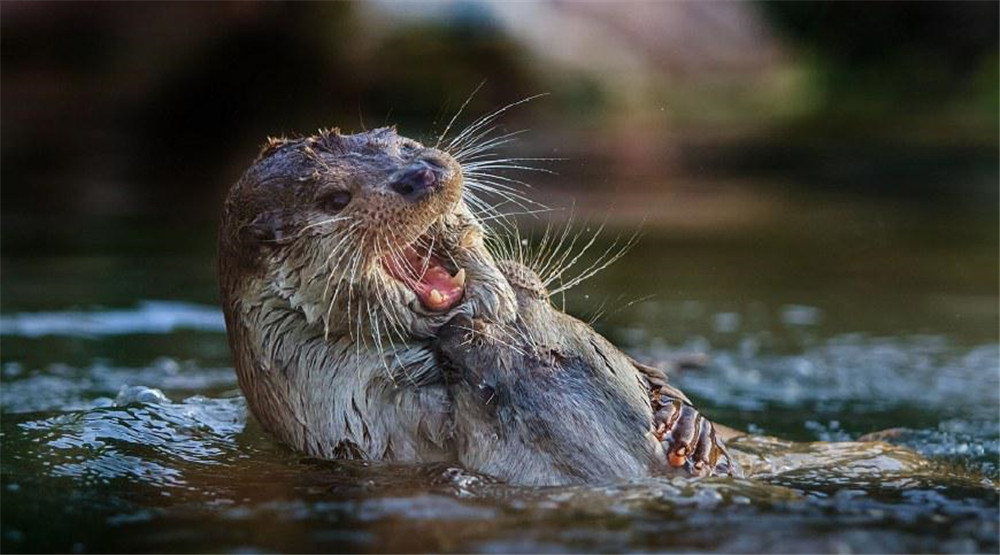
[652,393,736,477]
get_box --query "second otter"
[436,261,740,485]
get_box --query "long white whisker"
[549,231,639,296]
[448,93,548,151]
[436,80,486,149]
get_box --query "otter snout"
[390,162,442,202]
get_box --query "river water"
[1,204,997,553]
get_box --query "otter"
[218,127,518,462]
[217,125,732,483]
[435,261,740,485]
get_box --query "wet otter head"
[220,126,516,342]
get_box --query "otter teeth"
[428,289,446,307]
[451,268,466,288]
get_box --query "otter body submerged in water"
[436,262,740,485]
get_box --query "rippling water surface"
[1,216,997,553]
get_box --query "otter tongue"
[413,265,464,312]
[385,246,465,312]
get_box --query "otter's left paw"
[653,395,737,477]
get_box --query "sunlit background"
[2,2,998,553]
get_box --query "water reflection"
[3,386,996,552]
[2,333,996,552]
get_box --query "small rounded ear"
[244,209,294,246]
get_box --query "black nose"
[390,165,440,202]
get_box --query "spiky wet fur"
[218,99,626,462]
[219,126,522,461]
[437,261,663,486]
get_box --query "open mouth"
[382,234,466,313]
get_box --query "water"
[1,209,997,553]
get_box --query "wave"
[0,301,226,337]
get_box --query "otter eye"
[318,190,351,213]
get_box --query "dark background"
[2,1,996,248]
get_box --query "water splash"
[1,358,236,414]
[645,332,999,421]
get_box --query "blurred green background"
[2,1,996,246]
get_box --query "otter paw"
[653,396,735,477]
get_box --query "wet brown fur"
[219,127,517,461]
